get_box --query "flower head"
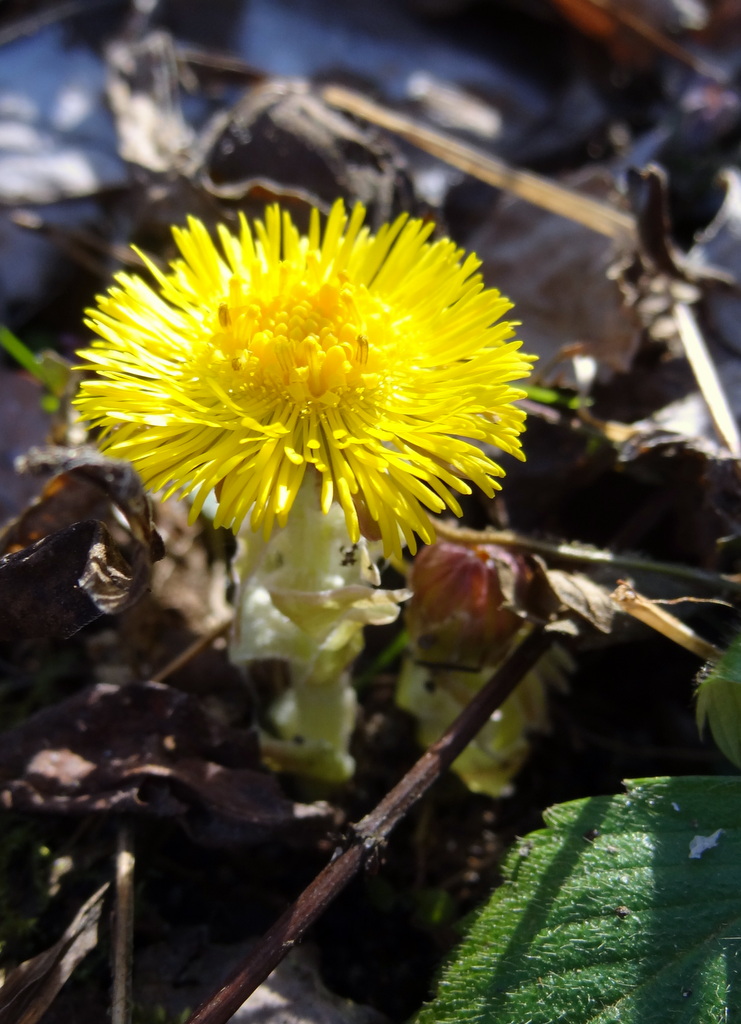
[74,201,533,558]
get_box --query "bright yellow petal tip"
[74,200,534,558]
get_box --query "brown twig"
[184,627,551,1024]
[321,85,635,242]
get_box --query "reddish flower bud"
[406,541,530,669]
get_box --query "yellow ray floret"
[74,200,534,559]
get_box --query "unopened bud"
[406,541,530,669]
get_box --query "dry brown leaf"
[196,79,414,229]
[0,519,149,640]
[5,445,163,552]
[469,166,642,383]
[0,883,108,1024]
[106,30,193,173]
[0,680,330,847]
[0,447,164,639]
[539,565,617,633]
[520,552,619,635]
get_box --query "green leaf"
[0,324,44,378]
[521,384,588,411]
[416,777,741,1024]
[697,634,741,768]
[0,325,71,400]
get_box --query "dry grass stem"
[611,581,722,661]
[321,85,636,241]
[673,301,741,456]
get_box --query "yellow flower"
[74,200,533,559]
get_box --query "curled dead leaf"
[0,680,329,848]
[0,883,108,1024]
[469,166,642,383]
[197,79,414,227]
[0,519,149,640]
[539,565,618,633]
[0,447,164,639]
[497,551,618,635]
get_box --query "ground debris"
[0,883,108,1024]
[0,680,330,848]
[0,447,163,640]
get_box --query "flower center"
[209,270,389,409]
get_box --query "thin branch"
[435,521,741,597]
[111,822,135,1024]
[320,85,635,242]
[184,628,552,1024]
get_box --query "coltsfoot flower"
[74,200,533,559]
